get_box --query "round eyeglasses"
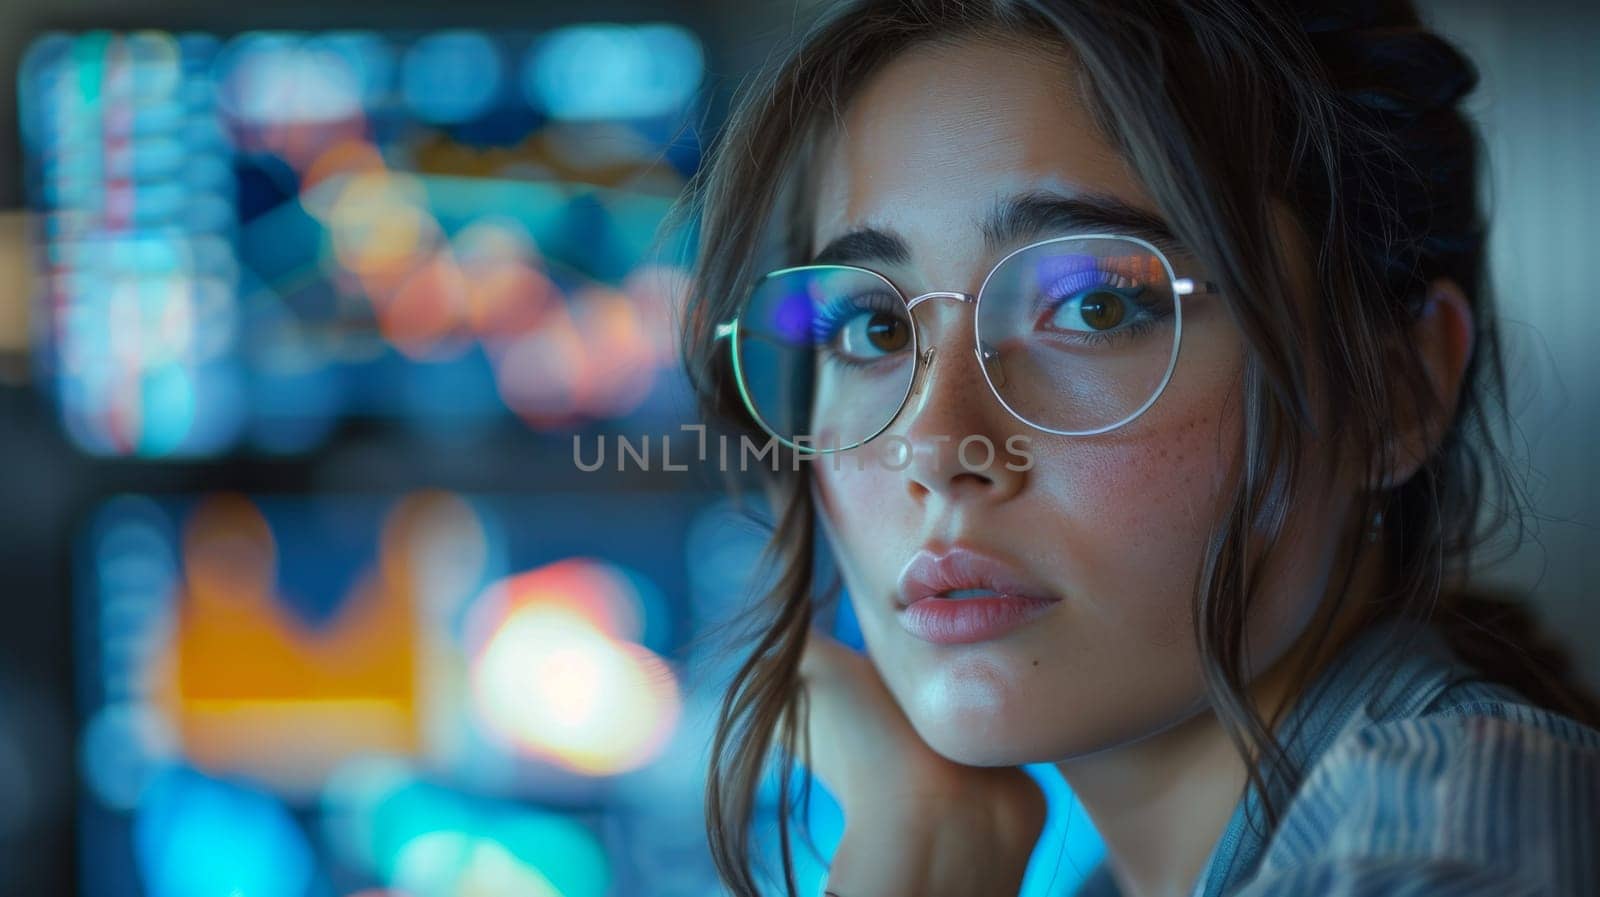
[715,234,1219,453]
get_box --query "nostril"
[907,471,994,502]
[952,470,994,490]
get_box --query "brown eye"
[832,307,913,362]
[1078,291,1127,330]
[866,313,910,352]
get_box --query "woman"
[671,1,1600,895]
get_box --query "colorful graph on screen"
[19,27,704,457]
[77,489,780,897]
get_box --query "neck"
[1055,564,1379,897]
[1057,700,1251,897]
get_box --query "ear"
[1376,277,1476,489]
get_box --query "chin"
[901,660,1199,767]
[914,709,1099,767]
[923,729,1044,767]
[898,661,1081,766]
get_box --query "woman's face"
[809,35,1354,765]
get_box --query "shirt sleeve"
[1228,702,1600,897]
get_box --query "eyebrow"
[809,190,1185,267]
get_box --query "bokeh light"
[28,18,749,897]
[526,24,703,121]
[133,766,315,897]
[466,561,681,775]
[322,760,611,897]
[401,31,502,125]
[23,26,704,457]
[216,32,365,125]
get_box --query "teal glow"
[368,778,611,897]
[133,766,314,897]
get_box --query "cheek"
[812,444,906,524]
[1072,413,1231,532]
[1243,460,1352,663]
[812,456,906,625]
[1026,393,1241,642]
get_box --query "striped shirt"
[1072,616,1600,897]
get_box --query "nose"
[893,298,1027,505]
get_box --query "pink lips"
[895,546,1063,644]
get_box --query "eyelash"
[1032,270,1170,346]
[812,291,908,369]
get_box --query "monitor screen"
[74,488,805,897]
[19,27,703,458]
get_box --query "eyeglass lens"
[733,236,1182,450]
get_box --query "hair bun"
[1309,27,1480,117]
[1291,0,1478,115]
[1297,0,1384,34]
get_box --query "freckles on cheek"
[1040,410,1233,646]
[1073,412,1231,538]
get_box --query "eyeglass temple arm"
[715,320,736,340]
[1174,278,1220,296]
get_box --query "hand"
[797,625,1046,897]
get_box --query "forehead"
[811,35,1162,268]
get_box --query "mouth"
[895,544,1063,609]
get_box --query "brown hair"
[666,1,1600,894]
